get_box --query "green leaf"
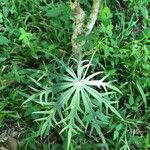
[45,5,64,17]
[19,28,33,45]
[67,127,73,150]
[135,80,147,108]
[0,35,9,45]
[24,56,122,149]
[100,6,112,21]
[2,6,9,17]
[116,124,122,131]
[0,12,3,22]
[0,57,6,62]
[113,130,119,140]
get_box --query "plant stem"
[70,0,102,57]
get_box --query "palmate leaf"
[23,54,123,150]
[34,110,56,137]
[84,86,123,119]
[55,87,75,111]
[81,88,109,150]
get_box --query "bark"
[85,0,101,36]
[70,0,85,54]
[71,0,102,55]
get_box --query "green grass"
[0,0,149,149]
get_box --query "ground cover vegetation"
[0,0,150,150]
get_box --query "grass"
[0,0,149,149]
